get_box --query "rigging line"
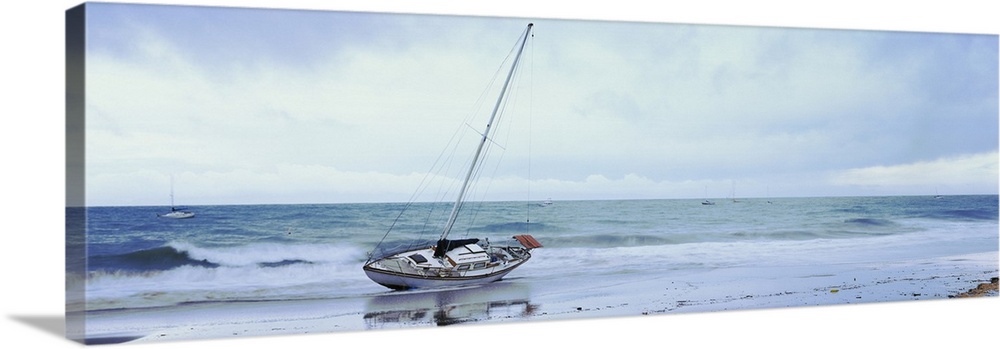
[456,120,504,236]
[367,202,414,263]
[462,30,532,237]
[454,83,523,238]
[461,132,506,237]
[464,123,508,151]
[439,24,533,241]
[472,54,526,182]
[461,57,530,238]
[381,130,469,254]
[415,74,508,244]
[463,33,529,231]
[371,61,501,257]
[431,26,529,231]
[420,24,526,209]
[527,27,534,232]
[370,25,533,256]
[369,172,437,259]
[461,94,517,227]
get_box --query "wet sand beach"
[79,251,997,344]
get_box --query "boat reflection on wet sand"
[364,281,537,328]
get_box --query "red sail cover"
[513,235,543,249]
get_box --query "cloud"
[80,5,998,206]
[86,165,456,206]
[830,151,999,191]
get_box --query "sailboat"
[157,176,195,219]
[701,185,715,205]
[363,24,542,290]
[730,180,739,203]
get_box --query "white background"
[2,1,997,348]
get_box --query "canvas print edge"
[61,1,998,347]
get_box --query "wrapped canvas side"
[65,3,87,344]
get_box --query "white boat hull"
[363,259,527,290]
[159,211,195,219]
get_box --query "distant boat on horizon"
[730,180,740,203]
[158,176,195,219]
[701,185,715,205]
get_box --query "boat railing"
[379,257,418,275]
[367,241,428,263]
[504,246,529,259]
[381,257,458,278]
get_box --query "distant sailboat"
[363,24,541,290]
[701,186,715,205]
[730,180,739,203]
[158,176,194,219]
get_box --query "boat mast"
[169,175,176,210]
[439,23,533,241]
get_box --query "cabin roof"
[446,243,490,264]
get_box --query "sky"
[79,2,999,206]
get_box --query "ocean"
[67,195,998,338]
[68,195,997,316]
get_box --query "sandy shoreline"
[77,251,997,344]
